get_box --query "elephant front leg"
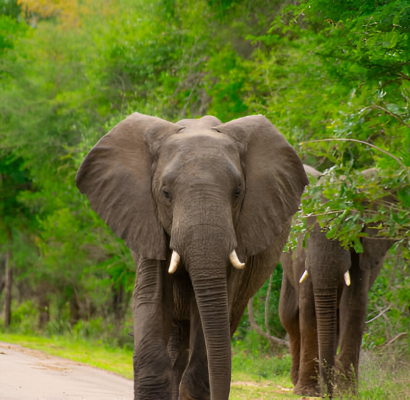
[279,273,300,386]
[133,258,174,400]
[336,254,371,395]
[180,298,210,400]
[294,274,320,396]
[168,320,190,400]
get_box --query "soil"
[0,342,133,399]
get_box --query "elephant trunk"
[314,288,338,397]
[189,260,231,399]
[171,194,236,400]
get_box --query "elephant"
[75,112,308,400]
[279,165,395,397]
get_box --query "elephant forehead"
[160,130,240,161]
[156,132,243,185]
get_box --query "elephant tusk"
[344,271,351,286]
[299,270,308,283]
[168,251,180,274]
[229,250,245,269]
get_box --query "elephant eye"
[234,185,242,199]
[162,187,172,201]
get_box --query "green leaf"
[398,186,410,207]
[353,238,363,253]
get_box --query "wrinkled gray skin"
[279,166,395,397]
[76,113,308,400]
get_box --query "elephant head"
[76,113,308,399]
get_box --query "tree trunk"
[4,227,13,328]
[69,290,81,326]
[38,284,50,329]
[112,283,126,334]
[0,278,5,299]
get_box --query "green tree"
[0,0,408,361]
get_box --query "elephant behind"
[279,165,395,397]
[76,113,308,400]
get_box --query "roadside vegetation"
[0,0,409,398]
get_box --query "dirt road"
[0,342,133,400]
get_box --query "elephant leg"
[180,298,210,400]
[279,273,300,386]
[294,273,320,396]
[229,237,289,337]
[133,257,174,400]
[168,320,190,400]
[337,234,393,393]
[336,252,371,393]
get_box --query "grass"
[231,351,297,399]
[358,349,410,399]
[231,352,297,399]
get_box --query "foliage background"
[0,0,409,391]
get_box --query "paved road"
[0,342,133,400]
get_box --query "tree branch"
[300,137,410,182]
[248,297,289,347]
[387,248,401,291]
[265,274,273,335]
[366,305,391,324]
[384,332,407,346]
[361,104,410,130]
[398,72,410,82]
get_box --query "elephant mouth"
[167,249,245,274]
[298,268,351,286]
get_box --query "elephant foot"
[333,377,358,398]
[293,382,321,397]
[334,363,358,397]
[290,366,299,386]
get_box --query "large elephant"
[279,165,395,397]
[76,113,308,400]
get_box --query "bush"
[8,300,38,335]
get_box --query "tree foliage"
[0,0,408,356]
[243,1,410,254]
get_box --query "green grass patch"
[358,349,410,399]
[232,351,292,381]
[231,351,297,399]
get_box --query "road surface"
[0,342,133,400]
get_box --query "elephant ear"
[76,112,179,260]
[216,115,309,257]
